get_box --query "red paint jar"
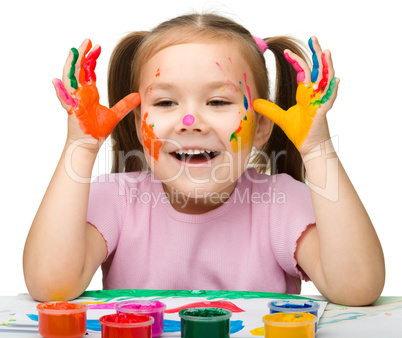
[36,301,88,337]
[99,313,154,338]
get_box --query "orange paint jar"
[36,301,88,337]
[262,312,316,338]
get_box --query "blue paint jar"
[268,300,319,332]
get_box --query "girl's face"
[137,41,262,209]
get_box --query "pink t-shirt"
[87,168,315,294]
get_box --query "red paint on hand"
[164,301,245,313]
[317,52,328,92]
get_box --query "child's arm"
[23,39,140,301]
[253,37,385,306]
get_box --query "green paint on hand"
[69,48,79,90]
[321,78,337,104]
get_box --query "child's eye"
[208,100,231,106]
[155,100,177,108]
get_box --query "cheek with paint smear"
[141,112,163,162]
[230,73,257,153]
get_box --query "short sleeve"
[269,174,316,282]
[86,174,128,260]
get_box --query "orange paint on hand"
[141,112,162,161]
[65,39,141,140]
[69,85,140,140]
[254,81,323,149]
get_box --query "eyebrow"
[144,80,241,95]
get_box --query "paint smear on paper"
[250,326,264,336]
[141,112,162,161]
[80,289,315,302]
[165,301,245,314]
[86,302,117,310]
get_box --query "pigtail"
[108,32,148,173]
[255,36,310,183]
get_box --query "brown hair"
[108,13,309,182]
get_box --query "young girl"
[23,13,385,306]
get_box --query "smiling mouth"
[170,149,220,163]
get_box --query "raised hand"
[53,39,140,142]
[253,37,339,156]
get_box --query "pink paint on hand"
[164,301,245,314]
[284,52,305,84]
[53,78,78,107]
[182,114,195,126]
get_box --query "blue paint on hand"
[308,38,319,83]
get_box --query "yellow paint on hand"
[253,82,322,149]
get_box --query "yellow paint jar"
[262,312,316,338]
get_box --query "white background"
[1,0,401,298]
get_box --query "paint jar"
[36,301,88,337]
[178,307,232,338]
[262,312,316,338]
[115,300,166,336]
[99,313,154,338]
[268,300,319,332]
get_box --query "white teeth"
[175,149,212,155]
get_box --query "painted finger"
[321,77,339,105]
[323,50,335,89]
[111,93,141,122]
[316,51,329,96]
[61,49,76,93]
[308,36,323,83]
[253,99,284,126]
[77,39,93,86]
[83,45,101,84]
[67,48,79,90]
[284,49,311,86]
[52,78,78,112]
